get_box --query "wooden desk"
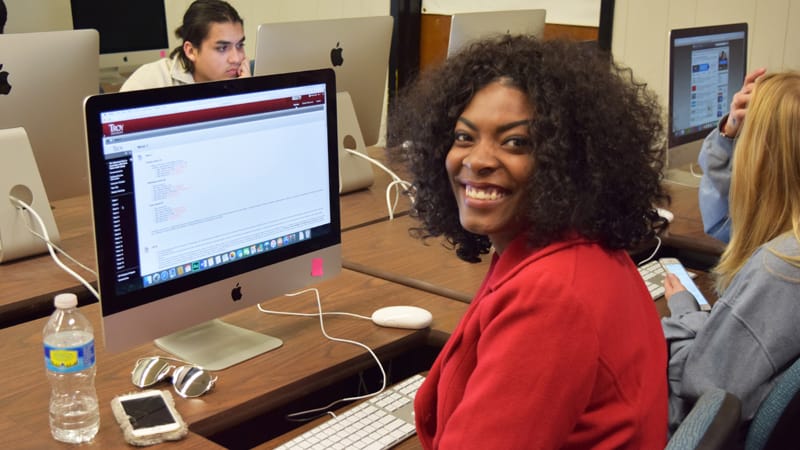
[0,196,98,327]
[342,214,490,303]
[662,181,726,255]
[341,182,725,305]
[660,181,726,269]
[0,146,412,327]
[0,269,467,449]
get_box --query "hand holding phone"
[659,258,711,311]
[111,389,187,446]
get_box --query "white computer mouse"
[371,305,433,330]
[656,207,674,223]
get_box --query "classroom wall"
[612,0,800,113]
[8,1,797,149]
[9,1,796,100]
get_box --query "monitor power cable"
[344,148,414,220]
[9,195,100,300]
[257,287,389,422]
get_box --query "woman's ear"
[183,41,197,62]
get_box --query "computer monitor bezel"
[667,22,748,150]
[84,69,343,355]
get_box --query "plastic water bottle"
[43,293,100,443]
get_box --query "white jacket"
[119,55,194,92]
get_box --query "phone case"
[111,389,188,446]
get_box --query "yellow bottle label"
[44,340,95,373]
[49,349,79,368]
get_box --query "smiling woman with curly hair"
[388,35,670,449]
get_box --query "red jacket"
[415,237,667,449]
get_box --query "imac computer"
[84,69,342,370]
[70,0,169,83]
[254,16,394,193]
[667,23,748,182]
[0,29,99,201]
[446,9,547,58]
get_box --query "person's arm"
[661,273,709,384]
[435,272,599,449]
[661,274,708,343]
[697,68,767,243]
[697,125,734,242]
[665,247,800,422]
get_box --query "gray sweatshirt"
[662,233,800,433]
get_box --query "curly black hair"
[387,35,669,262]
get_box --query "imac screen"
[70,0,169,77]
[668,23,748,148]
[84,69,342,370]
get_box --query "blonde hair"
[715,72,800,290]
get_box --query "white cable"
[256,305,371,321]
[257,287,387,421]
[344,148,414,220]
[638,235,662,266]
[344,148,399,179]
[662,177,700,188]
[9,195,100,300]
[688,162,704,179]
[18,215,97,275]
[385,179,414,220]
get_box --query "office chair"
[666,387,741,450]
[744,356,800,450]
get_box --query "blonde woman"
[663,71,800,437]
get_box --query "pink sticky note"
[311,258,324,277]
[160,50,167,58]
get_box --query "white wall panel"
[613,0,798,114]
[784,1,800,69]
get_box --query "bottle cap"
[54,293,78,309]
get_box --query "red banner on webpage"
[101,93,325,137]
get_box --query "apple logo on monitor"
[330,42,344,67]
[0,64,11,95]
[231,282,243,301]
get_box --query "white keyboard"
[275,374,425,450]
[638,260,697,299]
[638,260,667,299]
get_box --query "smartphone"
[659,258,711,311]
[113,390,182,437]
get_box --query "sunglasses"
[131,356,217,398]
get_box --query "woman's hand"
[663,272,687,301]
[723,67,767,137]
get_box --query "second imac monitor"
[254,16,393,194]
[447,9,547,58]
[254,16,393,150]
[668,23,748,176]
[70,0,169,82]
